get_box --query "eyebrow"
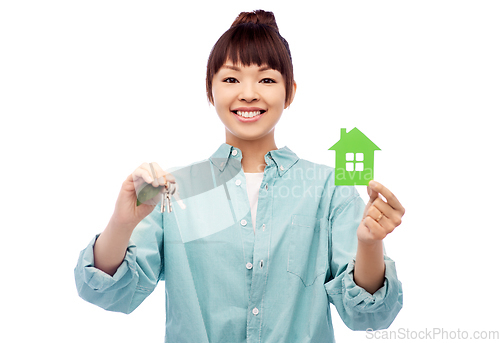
[220,64,272,72]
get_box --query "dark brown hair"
[206,10,294,107]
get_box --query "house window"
[346,153,364,172]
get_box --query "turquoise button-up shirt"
[74,143,403,343]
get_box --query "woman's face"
[211,59,295,142]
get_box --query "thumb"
[367,181,379,203]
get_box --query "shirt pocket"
[287,214,328,287]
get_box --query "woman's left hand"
[357,180,405,244]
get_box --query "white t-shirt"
[244,172,265,233]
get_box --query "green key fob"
[136,182,162,206]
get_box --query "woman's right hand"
[110,162,176,229]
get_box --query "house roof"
[328,127,381,151]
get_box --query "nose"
[238,82,259,102]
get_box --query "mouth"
[231,109,266,118]
[231,109,266,123]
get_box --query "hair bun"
[230,9,279,32]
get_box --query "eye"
[261,78,276,84]
[223,77,238,83]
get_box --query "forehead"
[219,59,277,73]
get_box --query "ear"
[284,81,297,109]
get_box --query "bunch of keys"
[148,163,185,213]
[161,182,173,213]
[160,181,186,213]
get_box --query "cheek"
[212,92,230,116]
[268,88,287,106]
[212,85,229,102]
[214,95,229,111]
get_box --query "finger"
[372,198,402,228]
[366,204,397,234]
[366,205,382,222]
[372,198,399,223]
[149,162,163,187]
[363,216,388,240]
[133,163,174,187]
[367,183,379,204]
[150,162,177,186]
[132,163,154,183]
[148,162,163,187]
[369,180,405,214]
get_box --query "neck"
[225,129,278,173]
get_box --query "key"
[160,183,171,213]
[160,181,186,213]
[160,191,166,213]
[166,185,172,213]
[160,181,172,213]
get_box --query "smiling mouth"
[231,110,266,118]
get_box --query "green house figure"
[328,127,381,186]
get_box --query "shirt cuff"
[77,234,138,292]
[342,257,402,313]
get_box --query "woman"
[75,9,404,342]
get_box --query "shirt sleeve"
[324,186,403,331]
[74,205,164,314]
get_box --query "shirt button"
[262,224,266,231]
[235,179,242,186]
[264,183,268,190]
[260,260,264,268]
[240,219,247,226]
[232,150,238,156]
[246,262,253,270]
[252,307,259,315]
[280,165,284,171]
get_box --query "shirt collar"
[209,143,299,177]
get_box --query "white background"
[1,1,499,342]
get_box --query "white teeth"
[235,110,262,118]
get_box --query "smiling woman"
[74,8,403,343]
